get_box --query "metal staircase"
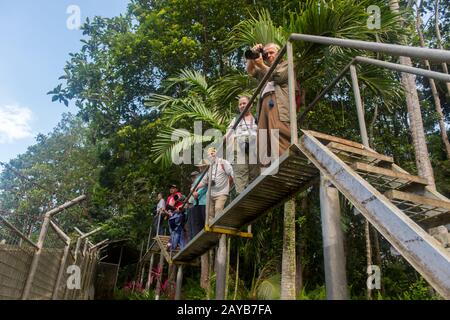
[299,130,450,298]
[168,130,450,298]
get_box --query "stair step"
[352,162,427,190]
[306,130,365,150]
[327,142,393,165]
[385,190,450,229]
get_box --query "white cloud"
[0,105,33,144]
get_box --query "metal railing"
[165,33,450,249]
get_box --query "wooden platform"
[172,144,318,263]
[142,235,178,263]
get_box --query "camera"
[244,47,268,60]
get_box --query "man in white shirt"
[155,192,166,235]
[226,96,259,194]
[196,147,234,220]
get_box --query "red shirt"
[166,192,183,211]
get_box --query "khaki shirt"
[253,60,290,122]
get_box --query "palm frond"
[166,69,210,97]
[209,72,258,110]
[151,126,216,168]
[144,93,184,111]
[227,9,287,52]
[161,96,229,130]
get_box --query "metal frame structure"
[148,34,450,300]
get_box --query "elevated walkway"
[145,130,450,298]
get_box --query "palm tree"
[389,0,436,188]
[145,69,257,167]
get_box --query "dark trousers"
[187,206,194,240]
[191,205,206,237]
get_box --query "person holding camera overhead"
[196,147,234,221]
[246,43,292,168]
[226,96,258,194]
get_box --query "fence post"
[51,221,71,300]
[21,213,51,300]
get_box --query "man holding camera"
[226,96,258,194]
[246,43,291,166]
[196,147,234,221]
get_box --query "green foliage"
[1,0,448,301]
[298,285,326,300]
[256,274,281,300]
[182,278,207,300]
[114,288,155,300]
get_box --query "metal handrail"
[288,34,450,62]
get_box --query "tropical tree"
[145,69,257,167]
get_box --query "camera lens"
[244,49,261,60]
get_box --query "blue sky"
[0,1,128,165]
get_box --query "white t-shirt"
[227,115,257,140]
[157,198,165,213]
[261,80,276,97]
[201,158,234,197]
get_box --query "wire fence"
[0,218,36,299]
[0,213,102,300]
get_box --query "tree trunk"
[233,245,240,300]
[155,251,165,300]
[389,0,436,189]
[225,236,231,299]
[416,1,450,159]
[371,226,385,295]
[365,220,373,300]
[281,198,296,300]
[434,0,450,95]
[296,197,307,297]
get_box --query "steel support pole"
[288,33,450,62]
[350,64,370,148]
[320,173,348,300]
[146,253,155,290]
[355,56,450,83]
[287,41,298,145]
[215,234,227,300]
[175,265,183,300]
[155,250,165,300]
